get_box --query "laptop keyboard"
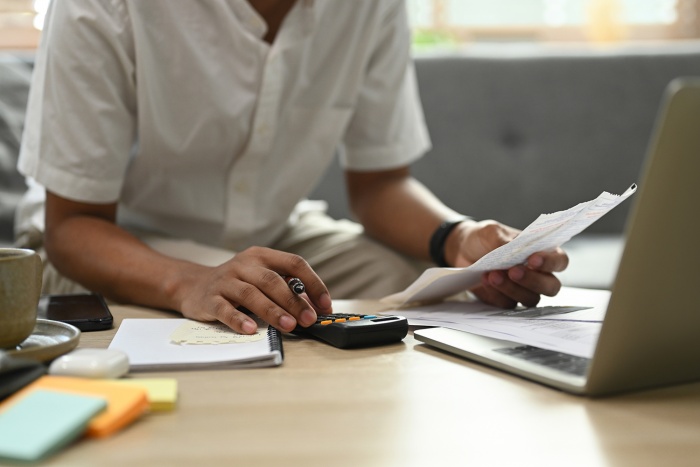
[495,345,590,377]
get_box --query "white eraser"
[48,348,130,379]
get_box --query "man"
[17,0,568,335]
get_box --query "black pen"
[284,276,305,295]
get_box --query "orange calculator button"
[348,316,361,321]
[333,318,347,323]
[320,320,333,325]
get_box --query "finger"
[301,277,332,313]
[526,248,569,273]
[282,273,332,313]
[269,253,332,313]
[485,270,541,308]
[236,269,319,329]
[461,221,522,265]
[267,274,318,327]
[234,247,329,318]
[299,292,326,314]
[218,276,304,332]
[508,265,562,298]
[206,296,259,335]
[484,222,520,248]
[471,273,518,309]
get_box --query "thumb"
[460,220,520,265]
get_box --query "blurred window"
[408,0,700,50]
[0,0,46,49]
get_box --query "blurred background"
[407,0,700,49]
[2,1,699,290]
[1,0,699,50]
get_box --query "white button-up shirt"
[18,0,431,250]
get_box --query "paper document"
[398,287,610,358]
[382,184,636,306]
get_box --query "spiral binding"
[267,326,284,359]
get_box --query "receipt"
[382,184,637,306]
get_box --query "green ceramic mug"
[0,248,43,348]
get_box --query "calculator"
[292,313,409,349]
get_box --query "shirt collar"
[232,0,317,45]
[232,1,267,40]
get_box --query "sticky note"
[0,389,106,462]
[113,378,178,411]
[170,320,265,344]
[4,376,149,438]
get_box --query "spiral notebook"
[109,319,283,371]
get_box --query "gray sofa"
[0,53,32,245]
[311,44,700,289]
[2,45,700,289]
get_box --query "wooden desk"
[42,301,700,467]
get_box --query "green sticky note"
[0,389,107,462]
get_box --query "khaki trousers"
[39,210,427,300]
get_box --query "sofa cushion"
[0,54,33,245]
[411,45,700,234]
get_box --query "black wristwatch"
[429,217,469,267]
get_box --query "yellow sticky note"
[114,379,178,412]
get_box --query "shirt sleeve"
[340,1,432,171]
[17,0,136,203]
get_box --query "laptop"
[414,77,700,397]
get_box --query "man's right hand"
[174,246,333,334]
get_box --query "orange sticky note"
[6,376,149,438]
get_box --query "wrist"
[163,261,208,312]
[429,216,471,267]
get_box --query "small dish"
[6,319,81,362]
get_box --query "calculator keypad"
[315,313,377,325]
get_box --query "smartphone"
[37,293,114,332]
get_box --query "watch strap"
[429,217,468,267]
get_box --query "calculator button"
[319,320,333,325]
[334,318,346,323]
